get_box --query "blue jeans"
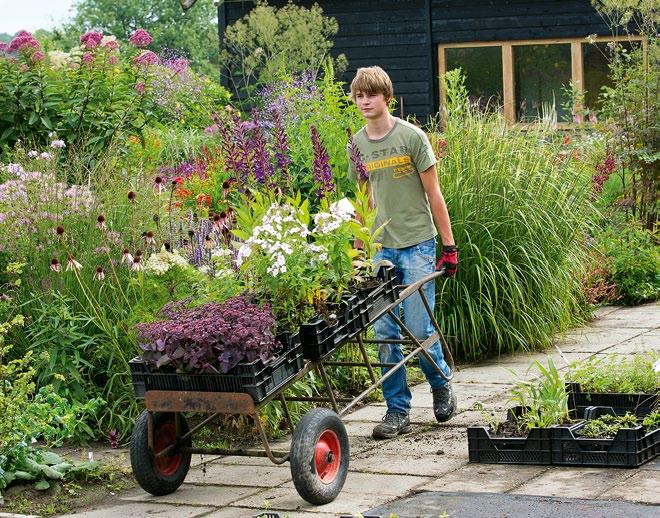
[374,237,450,414]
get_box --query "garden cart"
[129,269,455,505]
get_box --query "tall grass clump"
[432,70,594,361]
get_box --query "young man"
[347,66,458,439]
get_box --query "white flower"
[66,256,82,271]
[27,150,38,158]
[39,152,53,160]
[331,197,355,218]
[50,140,66,149]
[236,244,252,267]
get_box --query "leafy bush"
[220,0,347,100]
[0,29,230,164]
[431,71,594,361]
[591,222,660,305]
[568,353,659,393]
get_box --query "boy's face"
[354,91,390,120]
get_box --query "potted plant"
[565,353,658,418]
[468,359,573,465]
[131,293,304,403]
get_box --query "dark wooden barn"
[217,1,643,123]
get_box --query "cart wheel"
[290,408,349,505]
[130,410,191,496]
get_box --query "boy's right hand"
[436,245,458,277]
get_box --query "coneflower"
[56,225,65,236]
[144,230,156,247]
[50,258,61,272]
[121,248,133,265]
[154,176,164,195]
[93,266,105,281]
[66,255,82,271]
[127,191,136,203]
[131,256,143,271]
[96,214,106,230]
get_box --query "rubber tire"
[130,411,192,496]
[290,408,350,505]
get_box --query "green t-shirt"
[347,117,437,249]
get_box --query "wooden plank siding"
[220,0,616,120]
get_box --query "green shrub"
[592,222,660,305]
[430,71,594,361]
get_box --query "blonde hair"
[350,66,393,102]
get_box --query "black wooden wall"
[219,0,614,120]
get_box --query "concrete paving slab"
[589,303,659,328]
[555,327,647,352]
[641,457,660,471]
[119,484,263,507]
[367,490,660,518]
[229,484,397,515]
[602,470,660,504]
[58,503,215,517]
[185,462,292,487]
[411,381,514,408]
[367,428,468,459]
[511,467,633,499]
[451,363,530,384]
[605,331,660,354]
[417,464,549,493]
[593,305,622,319]
[349,451,466,477]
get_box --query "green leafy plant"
[568,353,659,393]
[578,412,641,438]
[509,358,571,432]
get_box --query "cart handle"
[395,270,446,302]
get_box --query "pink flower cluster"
[592,153,616,195]
[133,50,159,67]
[80,31,103,48]
[6,30,40,54]
[129,29,152,48]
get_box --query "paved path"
[62,303,659,517]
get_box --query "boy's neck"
[365,113,396,140]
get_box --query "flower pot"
[566,382,658,419]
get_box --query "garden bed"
[130,332,304,403]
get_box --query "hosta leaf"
[34,479,50,490]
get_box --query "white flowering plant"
[232,191,357,331]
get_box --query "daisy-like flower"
[93,266,105,281]
[222,180,231,198]
[144,230,156,247]
[56,225,65,236]
[154,176,164,195]
[128,191,136,203]
[66,255,82,271]
[131,256,143,271]
[50,258,61,272]
[121,248,133,265]
[212,211,228,232]
[96,214,106,230]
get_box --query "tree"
[220,1,347,100]
[54,0,219,77]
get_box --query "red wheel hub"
[153,423,182,476]
[314,430,341,484]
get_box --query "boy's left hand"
[436,245,458,277]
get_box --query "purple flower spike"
[272,111,291,190]
[310,125,335,199]
[347,129,369,181]
[251,109,274,185]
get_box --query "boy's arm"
[419,165,454,247]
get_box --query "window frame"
[437,35,646,127]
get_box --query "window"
[445,46,503,111]
[438,36,645,125]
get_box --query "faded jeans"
[373,237,450,414]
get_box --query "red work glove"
[436,244,458,277]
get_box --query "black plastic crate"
[467,407,554,465]
[129,332,304,404]
[551,406,659,467]
[299,294,362,359]
[355,264,399,328]
[566,382,658,419]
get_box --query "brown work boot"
[372,410,412,439]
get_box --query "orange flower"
[176,188,192,198]
[128,135,140,145]
[196,193,212,207]
[152,138,161,148]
